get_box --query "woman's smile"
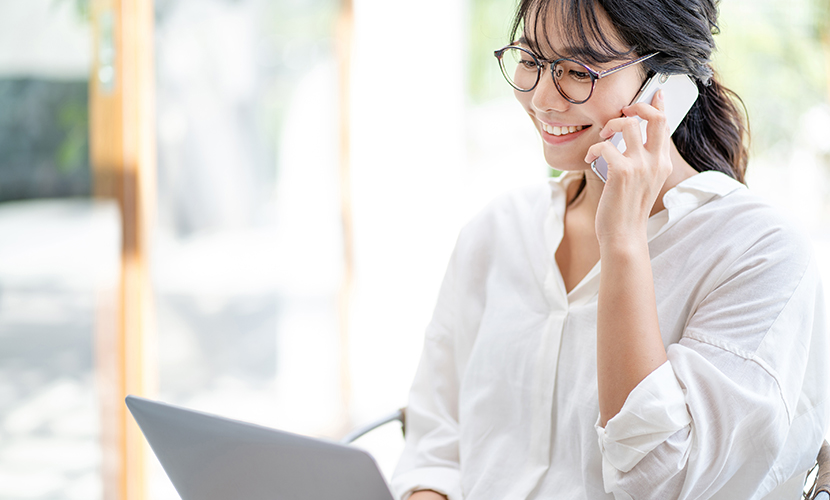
[538,120,592,144]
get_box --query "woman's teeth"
[541,123,585,136]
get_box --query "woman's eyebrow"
[515,36,585,61]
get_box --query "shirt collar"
[548,169,743,209]
[662,170,744,210]
[547,169,745,240]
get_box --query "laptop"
[125,395,395,500]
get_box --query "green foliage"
[0,79,91,201]
[814,0,830,39]
[714,0,829,154]
[263,0,336,42]
[468,0,516,103]
[53,0,90,22]
[56,100,89,174]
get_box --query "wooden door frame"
[90,1,156,499]
[88,0,357,496]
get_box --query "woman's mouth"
[539,122,591,144]
[541,123,586,136]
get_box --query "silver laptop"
[126,395,395,500]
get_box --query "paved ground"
[0,285,100,500]
[0,200,114,499]
[0,285,291,500]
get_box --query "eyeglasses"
[494,45,658,104]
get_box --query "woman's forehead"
[519,0,630,62]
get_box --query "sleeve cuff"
[390,466,463,500]
[595,361,692,472]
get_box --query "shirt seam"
[683,226,806,345]
[680,333,794,423]
[753,251,813,422]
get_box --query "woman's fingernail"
[656,89,664,100]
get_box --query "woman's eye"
[519,59,538,70]
[569,70,591,81]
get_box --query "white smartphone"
[591,73,699,182]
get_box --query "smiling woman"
[392,0,829,499]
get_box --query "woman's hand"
[409,490,448,500]
[584,90,672,249]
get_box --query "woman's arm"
[587,98,829,496]
[596,236,667,426]
[586,92,672,426]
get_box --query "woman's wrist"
[408,490,448,500]
[598,229,648,259]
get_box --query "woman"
[390,0,829,499]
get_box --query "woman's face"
[514,10,647,173]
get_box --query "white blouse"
[391,171,830,500]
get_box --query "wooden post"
[90,0,156,499]
[336,0,354,433]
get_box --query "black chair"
[805,440,830,500]
[341,407,406,444]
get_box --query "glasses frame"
[494,45,659,104]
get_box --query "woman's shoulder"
[457,180,554,244]
[678,171,815,268]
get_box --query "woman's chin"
[542,153,593,174]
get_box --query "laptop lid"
[126,395,395,500]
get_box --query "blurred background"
[0,0,827,498]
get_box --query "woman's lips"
[539,122,591,144]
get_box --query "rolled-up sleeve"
[596,231,830,500]
[596,361,691,473]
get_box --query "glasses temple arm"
[595,52,659,79]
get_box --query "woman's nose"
[531,72,571,113]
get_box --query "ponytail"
[672,72,749,184]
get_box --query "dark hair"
[510,0,748,183]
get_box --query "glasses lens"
[499,47,540,91]
[552,59,595,103]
